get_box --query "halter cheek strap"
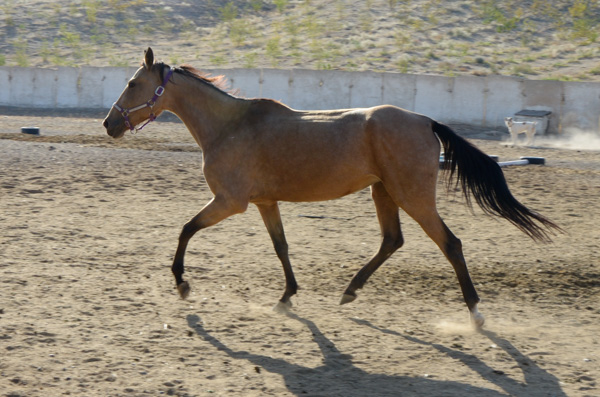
[112,68,174,133]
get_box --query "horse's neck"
[167,79,249,151]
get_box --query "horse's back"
[248,103,441,179]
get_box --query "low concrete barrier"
[1,66,598,134]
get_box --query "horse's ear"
[144,47,154,70]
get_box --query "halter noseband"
[112,68,174,133]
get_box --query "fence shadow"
[186,313,550,396]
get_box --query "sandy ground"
[0,110,599,396]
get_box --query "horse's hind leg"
[341,182,404,304]
[256,202,298,311]
[380,160,483,326]
[405,204,484,327]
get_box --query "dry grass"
[0,0,599,81]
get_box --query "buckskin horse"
[103,48,560,327]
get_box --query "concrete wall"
[1,66,599,134]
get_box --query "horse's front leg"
[341,182,404,304]
[527,130,535,146]
[256,202,298,312]
[172,196,246,299]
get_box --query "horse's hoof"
[273,300,292,313]
[470,308,485,329]
[340,293,357,305]
[177,281,190,300]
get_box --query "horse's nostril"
[103,119,109,129]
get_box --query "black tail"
[432,121,561,242]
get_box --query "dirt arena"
[1,109,598,396]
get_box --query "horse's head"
[103,47,172,138]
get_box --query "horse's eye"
[128,81,136,88]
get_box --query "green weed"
[229,19,254,47]
[569,0,598,43]
[14,38,29,67]
[589,66,600,75]
[2,0,15,27]
[250,0,263,12]
[83,0,100,24]
[396,56,412,73]
[243,52,258,68]
[219,2,238,23]
[512,63,537,76]
[40,40,51,63]
[265,36,282,67]
[274,0,288,13]
[209,54,227,67]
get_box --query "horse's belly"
[252,173,379,203]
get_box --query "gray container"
[513,109,552,135]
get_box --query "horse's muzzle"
[103,116,126,139]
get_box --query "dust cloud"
[541,127,600,151]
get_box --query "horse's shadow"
[350,318,567,397]
[187,314,566,397]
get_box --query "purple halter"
[112,68,174,133]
